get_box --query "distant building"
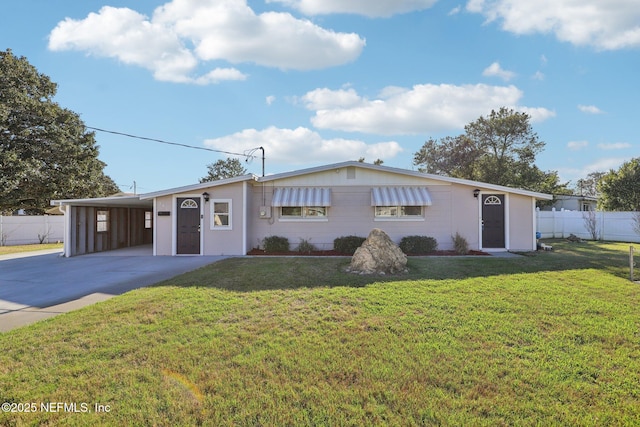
[541,195,598,212]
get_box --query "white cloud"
[466,0,640,50]
[557,157,628,183]
[567,140,589,151]
[598,142,631,150]
[532,71,545,81]
[300,88,363,110]
[578,104,604,114]
[48,0,365,84]
[302,84,554,135]
[585,157,629,173]
[204,126,403,165]
[449,6,463,16]
[266,96,276,106]
[267,0,438,18]
[482,62,516,81]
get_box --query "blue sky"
[2,0,638,193]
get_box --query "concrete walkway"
[0,247,226,332]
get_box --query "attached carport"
[51,195,153,257]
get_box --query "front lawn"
[0,241,638,425]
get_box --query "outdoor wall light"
[202,192,210,202]
[473,189,480,198]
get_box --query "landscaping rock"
[567,234,583,243]
[347,228,407,275]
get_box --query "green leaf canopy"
[1,49,119,214]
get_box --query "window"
[281,206,327,218]
[484,195,502,205]
[375,205,423,218]
[97,210,109,232]
[180,199,198,209]
[211,200,232,229]
[144,211,153,229]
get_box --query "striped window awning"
[371,187,432,206]
[271,187,332,207]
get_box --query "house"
[541,194,598,212]
[51,161,552,257]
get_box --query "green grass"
[1,240,639,425]
[0,242,63,256]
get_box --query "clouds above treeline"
[300,84,555,135]
[48,0,639,85]
[204,126,403,165]
[266,0,438,18]
[45,0,637,169]
[466,0,640,51]
[48,0,365,84]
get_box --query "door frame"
[173,194,204,256]
[477,191,510,251]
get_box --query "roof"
[52,161,553,206]
[139,174,256,200]
[257,161,553,200]
[51,194,152,208]
[553,194,598,202]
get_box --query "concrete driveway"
[0,247,226,332]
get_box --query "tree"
[1,49,118,214]
[200,157,247,182]
[598,158,640,211]
[413,107,568,195]
[574,171,606,197]
[357,157,384,165]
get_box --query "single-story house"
[540,194,598,212]
[51,161,552,257]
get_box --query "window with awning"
[371,187,432,206]
[272,187,331,219]
[372,187,431,218]
[271,188,332,207]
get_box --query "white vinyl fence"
[536,210,640,243]
[0,215,65,246]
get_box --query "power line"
[86,126,255,158]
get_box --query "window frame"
[210,199,232,230]
[280,206,328,222]
[96,209,109,233]
[144,211,153,229]
[374,205,424,221]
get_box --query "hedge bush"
[263,235,290,253]
[452,232,469,255]
[399,235,438,254]
[296,238,317,254]
[333,235,366,255]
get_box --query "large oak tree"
[1,49,118,214]
[413,107,568,196]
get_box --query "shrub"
[263,236,290,253]
[297,238,316,254]
[399,235,438,254]
[452,232,469,255]
[334,235,366,255]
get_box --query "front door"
[482,194,505,248]
[177,197,201,254]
